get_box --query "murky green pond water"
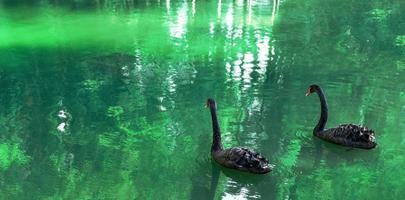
[1,0,404,199]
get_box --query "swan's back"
[213,147,273,174]
[319,124,377,149]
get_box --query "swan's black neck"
[314,88,328,134]
[209,104,223,152]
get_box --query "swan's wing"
[330,124,375,142]
[223,147,269,167]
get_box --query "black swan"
[206,98,273,174]
[306,84,377,149]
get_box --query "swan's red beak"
[305,89,311,96]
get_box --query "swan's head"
[206,98,217,109]
[306,84,320,96]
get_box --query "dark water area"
[0,0,404,199]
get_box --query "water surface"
[1,0,404,199]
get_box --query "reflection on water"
[168,1,188,40]
[1,0,405,199]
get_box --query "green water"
[1,0,404,199]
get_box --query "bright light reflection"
[217,0,222,19]
[226,62,232,73]
[232,64,242,81]
[57,122,66,132]
[169,3,188,39]
[192,0,196,16]
[58,110,68,119]
[248,0,252,24]
[270,45,276,61]
[209,22,215,35]
[223,186,259,200]
[233,59,242,66]
[167,73,176,93]
[242,52,254,89]
[271,0,280,25]
[234,26,243,39]
[257,35,270,76]
[57,109,71,133]
[225,5,233,33]
[158,97,168,112]
[166,0,170,11]
[242,63,254,84]
[243,52,254,63]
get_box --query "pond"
[0,0,404,199]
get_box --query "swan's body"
[306,85,377,149]
[207,98,273,174]
[212,147,270,173]
[315,123,376,149]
